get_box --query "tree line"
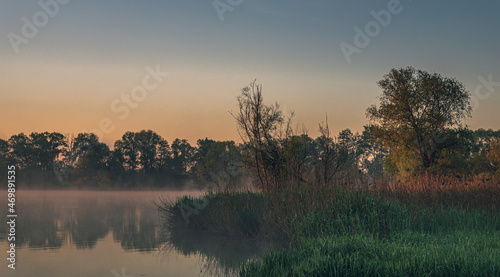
[1,126,498,189]
[1,67,499,189]
[0,131,242,189]
[233,68,500,191]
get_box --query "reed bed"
[163,174,500,276]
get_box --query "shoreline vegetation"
[163,175,500,276]
[161,70,500,276]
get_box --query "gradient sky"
[1,0,499,146]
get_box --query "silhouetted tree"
[30,132,67,172]
[194,139,240,186]
[114,131,140,172]
[8,133,34,169]
[281,134,313,185]
[73,133,110,169]
[358,125,387,180]
[155,139,171,184]
[107,147,126,185]
[113,130,174,186]
[0,138,8,180]
[312,123,363,186]
[366,67,472,175]
[71,133,111,187]
[8,132,67,184]
[233,80,286,191]
[134,130,167,175]
[170,138,196,180]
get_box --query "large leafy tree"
[31,132,67,172]
[70,133,112,186]
[195,139,240,184]
[73,133,110,169]
[8,132,67,171]
[114,131,140,171]
[6,132,67,186]
[135,130,167,174]
[366,67,472,174]
[156,139,171,176]
[170,138,196,179]
[8,133,34,169]
[114,130,169,174]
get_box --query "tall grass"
[168,192,267,237]
[163,174,500,276]
[276,185,500,244]
[241,231,500,276]
[376,173,499,211]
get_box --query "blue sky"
[1,0,499,144]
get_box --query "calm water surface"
[0,190,273,277]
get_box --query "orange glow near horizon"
[1,57,376,146]
[2,57,499,147]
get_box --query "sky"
[1,0,499,146]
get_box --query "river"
[0,190,272,277]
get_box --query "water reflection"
[15,202,64,249]
[160,219,277,277]
[1,191,162,252]
[0,190,277,277]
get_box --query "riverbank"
[164,176,500,276]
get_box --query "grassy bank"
[164,176,500,276]
[166,192,267,236]
[241,231,500,276]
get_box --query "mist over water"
[0,190,267,277]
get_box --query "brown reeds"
[375,173,500,212]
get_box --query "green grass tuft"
[241,231,500,277]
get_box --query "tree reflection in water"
[158,208,284,277]
[0,191,162,251]
[0,190,281,276]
